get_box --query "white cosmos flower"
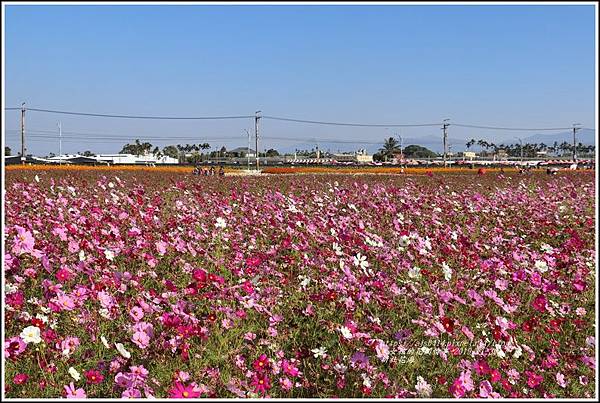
[78,250,86,262]
[5,283,18,294]
[68,367,81,381]
[353,253,369,270]
[115,342,131,359]
[408,266,421,279]
[215,217,227,229]
[34,175,40,183]
[311,346,327,359]
[332,242,343,256]
[104,249,115,261]
[20,326,42,344]
[399,235,410,247]
[495,343,506,358]
[442,262,452,282]
[415,376,433,397]
[534,260,548,273]
[101,336,110,349]
[339,326,353,339]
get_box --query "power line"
[5,130,386,144]
[262,115,439,128]
[6,107,254,120]
[3,106,594,130]
[450,123,575,131]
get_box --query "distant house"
[495,150,509,159]
[463,151,476,160]
[230,147,256,158]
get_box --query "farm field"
[3,169,596,398]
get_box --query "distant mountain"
[276,129,596,155]
[521,128,596,146]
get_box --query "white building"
[94,154,178,165]
[46,154,178,165]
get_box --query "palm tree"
[379,137,401,160]
[466,139,477,150]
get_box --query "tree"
[403,145,438,158]
[265,149,280,157]
[162,145,179,159]
[82,150,95,157]
[120,139,153,156]
[465,139,476,150]
[379,137,401,160]
[5,146,12,155]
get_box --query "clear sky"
[3,3,597,155]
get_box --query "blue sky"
[4,4,596,155]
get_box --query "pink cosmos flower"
[122,388,142,398]
[280,377,293,391]
[132,331,150,349]
[64,382,86,398]
[282,359,299,377]
[556,372,567,388]
[12,226,35,255]
[55,294,76,311]
[129,306,144,322]
[4,336,26,359]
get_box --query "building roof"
[230,147,256,153]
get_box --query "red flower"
[251,372,271,394]
[253,354,271,372]
[242,281,254,294]
[192,269,207,283]
[84,369,104,384]
[30,317,45,330]
[441,317,454,334]
[531,295,547,313]
[489,369,502,383]
[521,318,536,332]
[168,382,201,398]
[473,359,490,375]
[55,268,71,283]
[13,373,29,385]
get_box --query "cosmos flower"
[20,326,42,344]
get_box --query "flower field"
[3,169,596,398]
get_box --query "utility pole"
[572,123,581,162]
[396,132,404,165]
[20,103,26,163]
[442,119,450,167]
[255,110,261,171]
[518,138,523,163]
[58,121,62,165]
[245,129,251,171]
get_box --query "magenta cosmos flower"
[168,382,201,398]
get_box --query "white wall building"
[46,154,179,165]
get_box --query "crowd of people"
[193,165,225,177]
